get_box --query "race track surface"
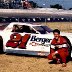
[0,54,72,72]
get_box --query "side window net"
[12,25,36,33]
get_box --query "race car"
[0,22,72,57]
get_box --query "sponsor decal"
[6,33,30,49]
[29,42,39,46]
[29,36,52,47]
[29,42,50,47]
[30,36,52,44]
[38,51,45,56]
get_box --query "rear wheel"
[62,36,71,60]
[0,36,3,53]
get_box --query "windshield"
[33,26,52,34]
[41,26,53,33]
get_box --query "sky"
[28,0,72,9]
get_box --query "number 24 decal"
[6,33,30,49]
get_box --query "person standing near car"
[48,29,69,67]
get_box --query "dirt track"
[0,54,72,72]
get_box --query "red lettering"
[6,33,30,49]
[6,33,21,48]
[19,34,30,48]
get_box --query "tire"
[62,36,71,60]
[0,36,3,53]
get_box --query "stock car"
[0,22,72,57]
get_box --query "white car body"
[0,22,72,57]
